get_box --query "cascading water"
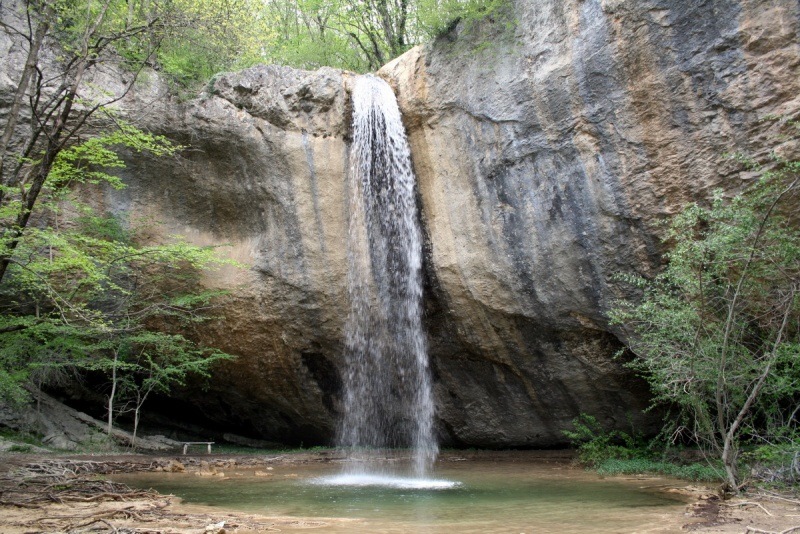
[336,74,438,480]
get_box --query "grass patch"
[595,458,722,482]
[0,429,44,446]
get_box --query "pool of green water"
[115,458,692,533]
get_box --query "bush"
[746,440,800,486]
[611,121,800,491]
[563,414,724,482]
[563,414,643,466]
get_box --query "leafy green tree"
[150,0,512,78]
[264,0,510,72]
[155,0,278,86]
[0,0,178,283]
[89,331,232,447]
[0,214,234,444]
[0,1,242,445]
[0,124,236,446]
[414,0,509,40]
[612,125,800,491]
[563,414,640,467]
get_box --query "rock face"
[375,0,800,446]
[14,0,798,446]
[111,66,357,444]
[0,391,178,451]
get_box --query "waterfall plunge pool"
[113,454,696,533]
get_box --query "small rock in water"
[196,461,224,477]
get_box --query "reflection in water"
[115,458,691,533]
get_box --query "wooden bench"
[181,441,215,454]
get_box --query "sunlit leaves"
[47,121,176,192]
[150,0,510,83]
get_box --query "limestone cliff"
[376,0,800,446]
[5,0,797,447]
[110,66,356,443]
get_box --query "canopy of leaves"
[122,0,510,85]
[4,0,510,95]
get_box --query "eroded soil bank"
[0,450,797,533]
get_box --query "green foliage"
[416,0,510,38]
[0,428,42,444]
[0,214,236,400]
[0,122,238,440]
[0,365,31,406]
[15,0,512,90]
[47,121,177,191]
[564,415,724,482]
[153,0,278,86]
[595,458,722,482]
[611,120,800,489]
[749,440,798,465]
[48,0,155,54]
[744,432,800,486]
[112,0,511,85]
[563,414,642,467]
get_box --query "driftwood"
[756,491,800,507]
[722,501,773,516]
[0,457,315,533]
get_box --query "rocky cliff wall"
[376,0,800,446]
[109,66,357,444]
[5,0,797,447]
[122,0,799,447]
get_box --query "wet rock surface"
[110,65,357,444]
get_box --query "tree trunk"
[721,442,739,491]
[107,350,118,435]
[132,404,140,449]
[0,3,53,191]
[0,58,86,283]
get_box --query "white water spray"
[336,75,438,478]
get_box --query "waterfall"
[338,74,437,477]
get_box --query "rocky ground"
[0,450,797,533]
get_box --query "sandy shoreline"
[0,450,797,533]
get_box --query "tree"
[0,124,236,446]
[92,331,231,447]
[0,0,174,284]
[270,0,510,72]
[154,0,278,86]
[611,124,800,491]
[201,0,512,74]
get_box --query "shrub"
[563,414,642,466]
